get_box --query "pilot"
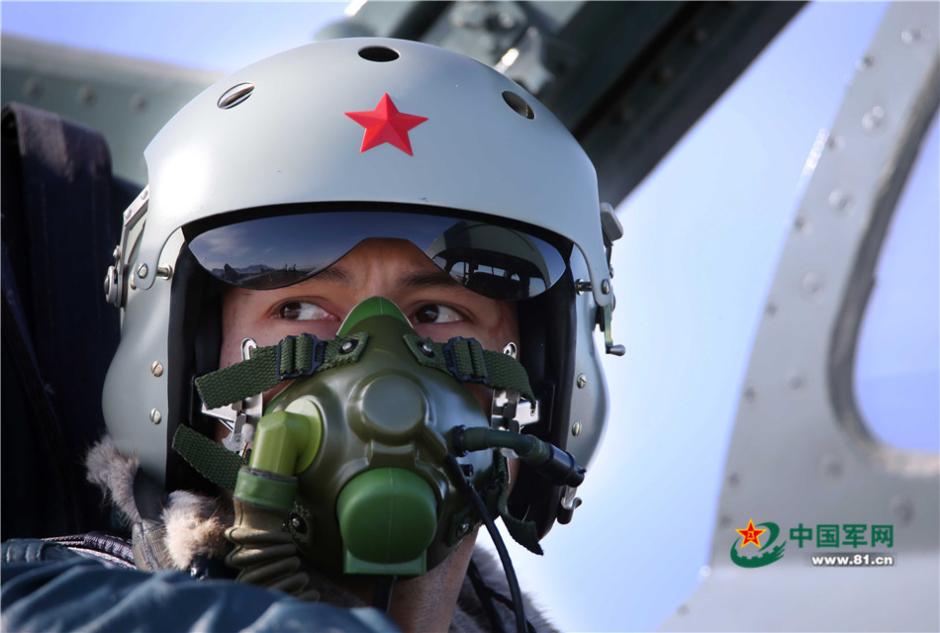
[1,37,620,633]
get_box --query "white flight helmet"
[102,37,619,538]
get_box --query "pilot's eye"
[278,300,332,321]
[413,303,463,325]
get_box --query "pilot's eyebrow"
[401,270,462,289]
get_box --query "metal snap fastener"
[289,514,307,534]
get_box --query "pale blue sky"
[1,1,350,72]
[3,2,935,631]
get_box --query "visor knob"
[103,265,119,306]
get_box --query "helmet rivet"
[420,341,434,357]
[151,361,164,377]
[576,373,587,388]
[149,408,162,425]
[601,279,611,294]
[457,521,472,536]
[136,263,149,278]
[340,338,358,354]
[156,265,173,280]
[217,82,255,109]
[572,421,582,437]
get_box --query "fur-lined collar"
[86,437,556,633]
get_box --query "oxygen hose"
[451,427,585,487]
[225,496,321,601]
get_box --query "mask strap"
[402,335,535,400]
[171,424,245,491]
[196,331,533,411]
[195,332,369,409]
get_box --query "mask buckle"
[491,390,540,432]
[274,333,322,380]
[490,342,540,434]
[442,337,489,384]
[200,338,262,456]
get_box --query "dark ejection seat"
[1,103,140,539]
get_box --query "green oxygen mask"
[186,296,553,579]
[248,296,496,576]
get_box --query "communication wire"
[444,454,527,633]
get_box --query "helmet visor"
[185,210,570,301]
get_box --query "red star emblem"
[345,93,428,156]
[736,519,767,549]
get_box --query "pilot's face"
[217,236,522,495]
[219,237,520,371]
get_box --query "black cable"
[444,454,527,633]
[467,560,507,633]
[372,575,395,613]
[478,587,537,633]
[469,560,540,633]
